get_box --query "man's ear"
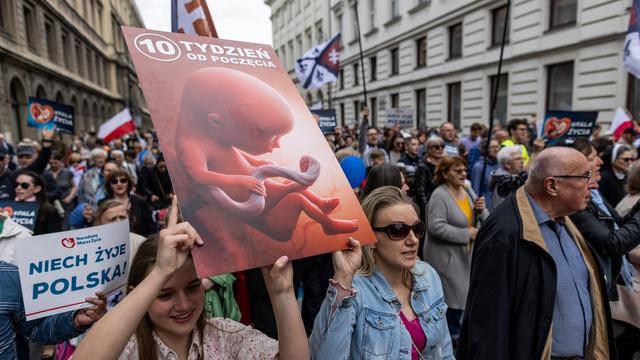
[207,113,223,128]
[544,177,558,197]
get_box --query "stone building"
[268,0,636,132]
[0,0,150,143]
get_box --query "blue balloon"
[340,155,366,188]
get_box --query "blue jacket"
[0,261,84,359]
[309,261,454,359]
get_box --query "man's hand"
[41,127,55,141]
[361,106,369,120]
[73,292,107,328]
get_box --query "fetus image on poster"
[175,67,359,244]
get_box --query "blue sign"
[542,111,598,146]
[310,109,337,134]
[0,200,40,231]
[27,97,75,134]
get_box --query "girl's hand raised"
[154,196,203,277]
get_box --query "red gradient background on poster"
[123,27,375,277]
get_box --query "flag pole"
[479,0,511,196]
[171,0,178,32]
[353,0,368,119]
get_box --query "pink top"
[400,312,427,360]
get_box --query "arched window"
[316,90,324,109]
[9,78,26,141]
[35,85,47,100]
[55,91,65,104]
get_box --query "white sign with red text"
[15,221,130,320]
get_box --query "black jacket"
[458,188,617,360]
[570,198,640,301]
[413,160,436,220]
[598,168,626,207]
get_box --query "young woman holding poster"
[73,199,309,360]
[309,186,454,359]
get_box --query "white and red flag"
[171,0,218,38]
[99,108,136,143]
[607,107,634,140]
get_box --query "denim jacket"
[309,261,454,360]
[0,261,84,359]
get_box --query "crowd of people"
[0,104,639,359]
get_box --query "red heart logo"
[30,103,55,124]
[61,237,76,248]
[544,117,571,139]
[0,206,13,217]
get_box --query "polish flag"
[607,107,634,140]
[99,108,136,143]
[172,0,218,38]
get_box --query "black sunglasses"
[110,178,128,185]
[373,221,426,240]
[15,182,31,190]
[429,144,444,149]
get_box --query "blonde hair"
[358,186,420,289]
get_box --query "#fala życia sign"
[15,221,130,320]
[0,200,39,231]
[542,111,598,145]
[310,109,337,134]
[26,97,75,135]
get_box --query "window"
[354,100,361,120]
[416,88,426,128]
[490,74,509,125]
[391,0,399,18]
[61,30,71,68]
[280,46,286,68]
[353,63,359,86]
[369,0,375,29]
[340,103,345,125]
[550,0,577,29]
[390,47,399,75]
[449,23,462,59]
[23,4,36,50]
[547,62,574,111]
[339,69,345,89]
[391,93,399,108]
[96,53,102,86]
[336,13,343,34]
[0,0,11,33]
[447,82,461,127]
[45,19,57,62]
[370,97,377,126]
[316,21,323,42]
[370,56,377,81]
[75,40,83,75]
[306,28,312,49]
[288,40,294,70]
[86,48,93,81]
[416,36,426,68]
[296,35,302,58]
[96,2,103,34]
[491,5,510,47]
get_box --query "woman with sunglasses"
[425,156,488,345]
[599,144,636,207]
[14,171,61,235]
[388,135,406,165]
[310,186,454,359]
[103,169,155,236]
[413,137,445,219]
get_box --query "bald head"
[525,147,588,195]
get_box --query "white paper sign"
[385,108,414,128]
[16,221,130,320]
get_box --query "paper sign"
[385,108,414,128]
[15,221,130,320]
[542,111,598,145]
[27,97,75,134]
[311,109,337,134]
[0,200,39,231]
[122,27,375,277]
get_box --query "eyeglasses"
[110,178,129,185]
[373,221,426,240]
[15,182,31,190]
[429,144,444,149]
[620,157,636,163]
[395,142,405,146]
[552,171,593,183]
[451,168,467,175]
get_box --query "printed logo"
[61,237,76,248]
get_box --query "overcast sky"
[133,0,274,45]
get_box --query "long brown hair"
[127,236,205,359]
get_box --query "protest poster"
[27,97,75,134]
[122,27,375,277]
[385,108,414,128]
[0,200,39,231]
[542,111,598,145]
[310,109,337,134]
[15,221,129,320]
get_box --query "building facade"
[0,0,149,143]
[268,0,636,133]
